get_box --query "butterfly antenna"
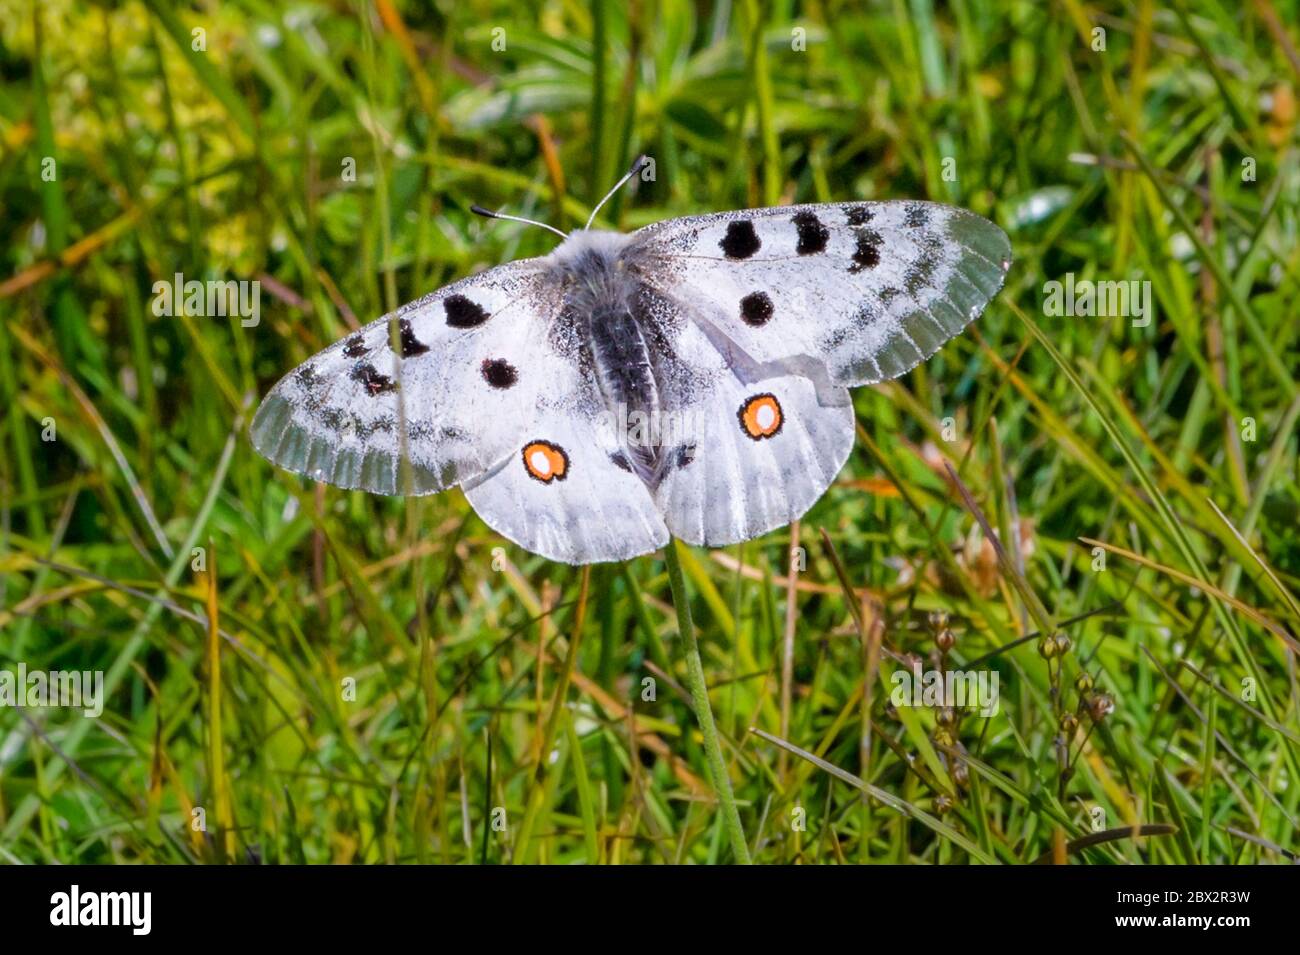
[584,155,648,231]
[470,204,569,241]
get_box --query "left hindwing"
[627,200,1010,386]
[460,408,669,564]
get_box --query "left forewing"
[251,262,568,495]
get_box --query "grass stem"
[664,537,751,864]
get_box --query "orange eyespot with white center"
[738,393,783,440]
[522,440,569,483]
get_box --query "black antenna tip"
[470,204,498,219]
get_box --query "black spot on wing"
[904,204,930,228]
[905,251,940,294]
[719,220,761,259]
[609,451,633,473]
[350,362,396,396]
[853,299,884,328]
[820,326,848,353]
[850,228,883,272]
[791,210,829,254]
[399,318,430,356]
[739,291,774,327]
[355,415,395,438]
[342,336,367,358]
[481,357,518,389]
[444,294,489,328]
[845,205,874,226]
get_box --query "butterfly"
[251,160,1011,564]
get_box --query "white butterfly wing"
[461,407,668,564]
[628,200,1011,385]
[252,261,668,563]
[251,262,562,495]
[623,286,853,547]
[254,199,1009,564]
[624,200,1008,548]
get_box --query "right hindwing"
[629,283,856,548]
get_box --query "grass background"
[1,0,1299,864]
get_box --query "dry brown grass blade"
[0,207,143,299]
[1030,824,1178,864]
[374,0,440,122]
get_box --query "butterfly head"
[544,230,638,304]
[546,229,631,266]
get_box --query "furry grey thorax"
[545,231,664,477]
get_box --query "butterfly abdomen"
[589,303,655,404]
[546,231,667,479]
[589,301,660,476]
